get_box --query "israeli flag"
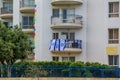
[78,40,82,49]
[55,39,60,51]
[49,39,56,51]
[60,39,66,51]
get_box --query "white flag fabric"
[60,39,66,51]
[49,39,56,51]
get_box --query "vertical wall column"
[13,0,20,26]
[34,0,43,61]
[32,3,37,60]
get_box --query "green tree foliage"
[0,23,32,64]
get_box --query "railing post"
[68,67,71,77]
[115,68,119,78]
[0,65,3,77]
[100,69,104,78]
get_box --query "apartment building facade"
[0,0,120,67]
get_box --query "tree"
[0,23,32,65]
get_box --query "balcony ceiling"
[20,7,34,13]
[22,29,34,33]
[51,0,83,6]
[0,14,13,19]
[51,23,82,29]
[51,48,82,54]
[3,0,13,2]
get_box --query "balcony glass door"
[22,16,33,29]
[22,0,34,7]
[61,32,75,40]
[62,9,67,23]
[62,9,75,23]
[53,9,59,17]
[3,2,13,13]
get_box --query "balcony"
[0,7,13,19]
[51,14,83,29]
[51,0,83,6]
[3,0,13,1]
[20,0,34,13]
[22,25,34,33]
[50,39,82,54]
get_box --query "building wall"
[87,0,107,64]
[0,0,120,66]
[13,0,20,26]
[87,0,120,66]
[34,0,87,62]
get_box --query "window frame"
[108,2,119,17]
[61,32,75,40]
[62,56,75,62]
[108,28,119,44]
[52,33,59,39]
[52,56,59,61]
[108,55,119,67]
[22,16,33,29]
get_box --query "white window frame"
[62,56,75,62]
[108,55,119,67]
[52,56,59,61]
[22,16,33,29]
[108,28,119,44]
[109,2,119,17]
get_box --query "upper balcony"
[51,14,83,29]
[50,39,82,54]
[0,7,13,19]
[51,0,83,6]
[20,0,34,13]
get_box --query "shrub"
[25,65,48,77]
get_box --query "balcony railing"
[0,7,13,14]
[50,39,82,53]
[51,14,83,28]
[50,39,82,51]
[66,40,82,49]
[20,0,34,7]
[22,25,33,29]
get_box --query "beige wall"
[0,78,119,80]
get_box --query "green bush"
[15,61,110,68]
[25,65,48,77]
[82,70,93,77]
[61,69,69,77]
[12,61,115,77]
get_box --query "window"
[69,57,75,62]
[28,35,34,47]
[109,2,119,17]
[70,32,75,40]
[22,16,33,29]
[62,9,75,23]
[62,57,75,62]
[53,9,59,17]
[3,2,13,12]
[53,33,59,39]
[3,21,13,28]
[62,57,69,62]
[22,0,34,7]
[108,28,119,44]
[61,32,75,40]
[52,56,59,61]
[108,55,119,67]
